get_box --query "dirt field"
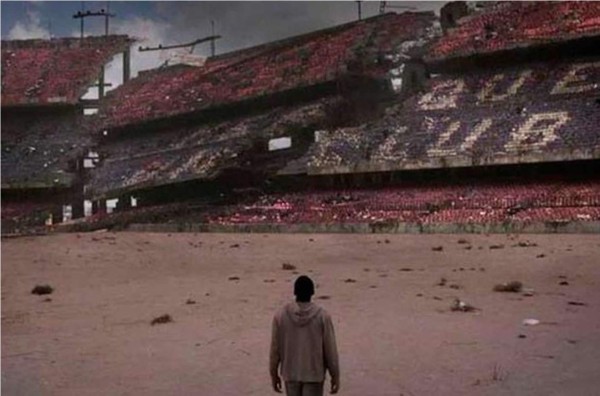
[2,232,600,396]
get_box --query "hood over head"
[285,302,321,327]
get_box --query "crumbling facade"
[1,36,132,233]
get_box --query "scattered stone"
[522,289,535,297]
[292,271,299,275]
[43,297,52,302]
[493,281,523,293]
[514,241,538,248]
[317,295,331,300]
[363,268,371,272]
[567,301,587,306]
[559,281,569,286]
[451,299,476,312]
[228,276,240,281]
[437,277,447,286]
[263,279,275,283]
[536,254,546,258]
[459,267,465,271]
[185,299,196,305]
[449,284,461,290]
[399,268,413,272]
[489,244,505,250]
[432,246,443,252]
[457,238,469,244]
[379,274,388,278]
[469,267,476,271]
[31,285,53,295]
[282,263,296,271]
[370,285,377,289]
[151,314,173,325]
[522,318,540,326]
[384,239,390,244]
[377,240,382,244]
[480,268,486,272]
[464,246,473,250]
[205,293,210,296]
[308,238,314,242]
[344,278,357,283]
[230,244,240,248]
[416,293,423,297]
[518,334,527,339]
[567,339,578,344]
[433,296,443,301]
[558,275,568,279]
[478,246,483,250]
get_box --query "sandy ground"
[2,232,600,396]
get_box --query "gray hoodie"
[270,302,340,383]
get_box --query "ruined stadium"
[2,2,600,235]
[3,2,600,395]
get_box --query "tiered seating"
[1,111,91,187]
[206,179,600,225]
[88,98,336,197]
[305,59,600,172]
[97,12,436,130]
[428,2,600,60]
[1,36,131,105]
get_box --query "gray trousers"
[285,381,324,396]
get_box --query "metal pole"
[80,1,84,38]
[210,20,216,57]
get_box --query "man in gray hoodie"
[270,276,340,395]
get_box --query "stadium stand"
[1,36,131,105]
[427,2,600,61]
[97,12,437,130]
[1,35,133,233]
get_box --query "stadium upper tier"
[96,12,437,130]
[1,36,131,106]
[427,1,600,61]
[304,59,600,174]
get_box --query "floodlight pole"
[356,1,362,20]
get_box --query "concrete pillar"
[72,200,84,219]
[52,206,63,225]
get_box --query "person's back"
[270,276,340,395]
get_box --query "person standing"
[270,275,340,395]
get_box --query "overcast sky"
[1,1,444,92]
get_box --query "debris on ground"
[522,289,535,297]
[344,278,357,283]
[451,299,477,312]
[489,244,505,249]
[437,277,447,286]
[493,281,523,293]
[567,301,587,306]
[449,284,461,290]
[536,254,546,258]
[282,263,296,270]
[363,268,371,272]
[230,244,240,248]
[559,281,569,286]
[433,296,443,301]
[317,295,331,300]
[185,299,196,305]
[464,245,473,250]
[518,334,527,339]
[514,241,538,248]
[432,246,443,252]
[292,271,299,275]
[308,238,314,242]
[522,318,540,326]
[457,238,469,244]
[416,293,423,297]
[370,285,377,289]
[228,276,240,281]
[399,267,413,272]
[31,285,53,295]
[151,314,173,325]
[263,279,275,283]
[43,297,52,302]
